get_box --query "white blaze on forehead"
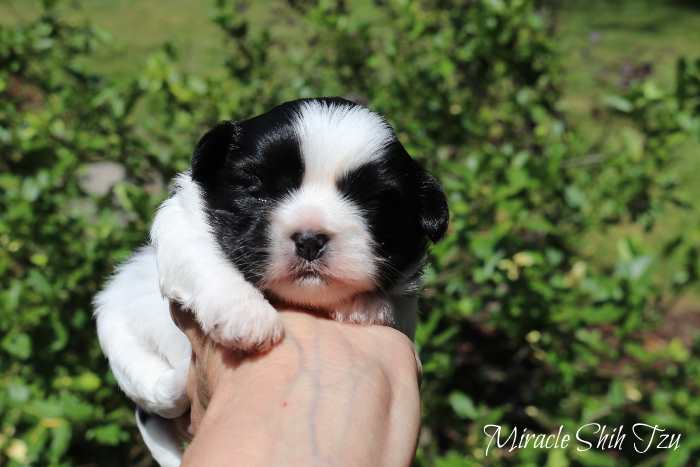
[264,100,390,304]
[293,100,393,183]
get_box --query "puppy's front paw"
[203,295,284,353]
[331,293,394,326]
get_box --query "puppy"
[94,97,448,465]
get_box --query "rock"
[79,161,126,196]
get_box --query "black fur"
[191,106,304,283]
[338,141,448,289]
[191,97,448,292]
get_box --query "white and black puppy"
[94,97,448,465]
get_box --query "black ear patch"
[191,120,240,184]
[416,168,449,243]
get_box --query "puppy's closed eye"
[233,171,263,192]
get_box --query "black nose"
[291,231,329,261]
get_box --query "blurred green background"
[1,0,699,465]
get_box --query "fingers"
[185,356,206,436]
[170,300,212,435]
[170,301,207,356]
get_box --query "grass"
[557,0,700,296]
[558,1,700,159]
[0,0,226,78]
[3,0,697,116]
[2,0,699,293]
[558,0,700,194]
[558,1,700,112]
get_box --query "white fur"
[151,173,284,350]
[264,183,377,306]
[94,102,419,466]
[94,246,190,418]
[293,100,393,182]
[136,410,183,467]
[262,102,390,307]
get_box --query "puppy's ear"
[191,121,240,183]
[416,167,449,243]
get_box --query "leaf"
[546,449,569,467]
[663,434,700,467]
[448,392,478,420]
[604,95,633,113]
[86,424,129,446]
[2,333,32,360]
[48,420,71,463]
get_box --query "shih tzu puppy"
[94,97,448,466]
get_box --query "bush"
[1,1,699,465]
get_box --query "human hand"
[170,302,421,467]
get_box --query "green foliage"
[1,1,699,465]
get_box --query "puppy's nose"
[291,231,329,261]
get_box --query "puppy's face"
[191,98,448,308]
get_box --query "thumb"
[170,301,207,358]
